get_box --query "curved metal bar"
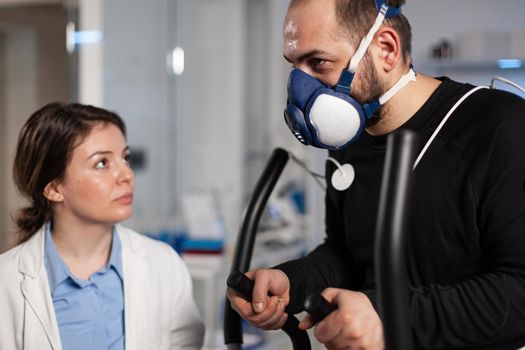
[375,130,417,350]
[224,148,310,349]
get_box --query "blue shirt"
[44,223,125,350]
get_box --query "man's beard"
[352,53,386,128]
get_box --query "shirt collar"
[44,222,124,294]
[44,222,70,294]
[108,228,123,280]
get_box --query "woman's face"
[54,122,135,226]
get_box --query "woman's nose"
[117,160,135,184]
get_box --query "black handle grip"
[304,293,337,324]
[227,270,256,302]
[224,148,289,347]
[227,270,311,350]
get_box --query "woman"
[0,103,204,350]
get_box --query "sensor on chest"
[327,157,355,191]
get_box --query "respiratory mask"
[284,0,415,150]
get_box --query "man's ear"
[374,26,402,72]
[43,181,64,203]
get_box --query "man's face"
[283,0,385,105]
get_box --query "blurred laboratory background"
[0,0,524,349]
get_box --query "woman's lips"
[115,193,133,204]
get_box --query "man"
[228,0,525,349]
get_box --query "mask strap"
[374,0,402,18]
[379,68,416,105]
[335,1,390,94]
[348,2,389,73]
[362,68,416,118]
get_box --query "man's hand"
[300,288,384,350]
[226,268,291,330]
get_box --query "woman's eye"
[95,159,107,169]
[123,154,131,164]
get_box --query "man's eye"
[310,59,327,69]
[95,159,107,169]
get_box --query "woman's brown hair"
[12,102,126,243]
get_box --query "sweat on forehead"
[284,20,297,36]
[283,19,299,50]
[284,0,347,48]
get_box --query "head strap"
[374,0,402,18]
[335,0,404,95]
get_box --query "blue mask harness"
[284,0,415,150]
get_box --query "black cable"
[287,151,326,190]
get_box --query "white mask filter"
[309,94,362,148]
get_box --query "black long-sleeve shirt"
[276,78,525,349]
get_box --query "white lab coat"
[0,224,204,350]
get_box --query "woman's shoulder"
[0,244,27,290]
[0,230,45,283]
[0,244,22,270]
[116,225,181,262]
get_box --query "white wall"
[404,0,525,97]
[169,0,246,243]
[83,0,247,243]
[78,0,102,106]
[405,0,525,64]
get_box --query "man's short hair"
[335,0,412,63]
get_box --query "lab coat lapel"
[19,228,62,350]
[119,226,149,350]
[20,278,62,350]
